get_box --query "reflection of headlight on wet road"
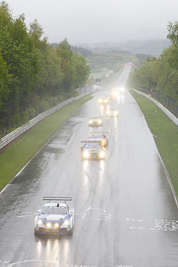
[112,91,118,96]
[99,151,105,159]
[83,151,90,158]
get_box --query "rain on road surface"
[0,66,178,267]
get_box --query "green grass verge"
[130,90,178,196]
[0,95,93,192]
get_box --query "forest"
[0,2,90,136]
[1,1,178,137]
[130,21,178,101]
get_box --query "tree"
[56,39,73,94]
[167,21,178,70]
[72,53,90,89]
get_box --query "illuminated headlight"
[54,223,60,228]
[46,223,52,229]
[99,151,105,159]
[101,140,105,146]
[89,120,92,124]
[98,119,102,124]
[37,219,43,226]
[98,99,102,103]
[62,220,69,226]
[83,151,90,158]
[104,99,108,103]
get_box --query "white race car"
[34,197,74,235]
[81,141,105,160]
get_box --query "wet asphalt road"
[0,66,178,267]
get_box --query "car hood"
[38,214,69,223]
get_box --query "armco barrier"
[0,87,95,150]
[133,89,178,126]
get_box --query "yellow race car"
[89,115,103,126]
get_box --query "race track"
[0,66,178,267]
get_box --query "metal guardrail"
[133,89,178,126]
[0,86,95,150]
[136,86,178,118]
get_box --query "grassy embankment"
[0,95,93,192]
[130,90,178,196]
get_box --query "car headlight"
[101,140,105,146]
[83,151,90,158]
[62,220,69,226]
[54,223,60,228]
[99,151,105,159]
[98,119,102,124]
[37,219,43,226]
[46,223,52,228]
[89,120,92,124]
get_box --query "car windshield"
[84,143,101,149]
[42,207,67,215]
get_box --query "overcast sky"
[3,0,178,45]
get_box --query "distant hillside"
[75,39,171,56]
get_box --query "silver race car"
[34,197,74,235]
[88,115,103,127]
[81,141,105,160]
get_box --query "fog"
[3,0,178,45]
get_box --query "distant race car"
[98,97,108,104]
[106,107,119,117]
[87,132,108,147]
[100,103,110,111]
[81,141,105,160]
[89,115,103,126]
[34,197,74,235]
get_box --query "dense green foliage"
[130,22,178,101]
[0,2,90,136]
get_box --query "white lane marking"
[17,212,36,218]
[6,260,133,267]
[93,214,111,221]
[7,259,54,267]
[86,206,92,212]
[127,218,178,231]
